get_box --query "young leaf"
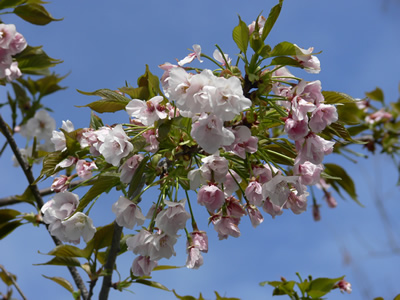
[322,91,356,104]
[76,89,130,113]
[45,245,87,259]
[365,87,384,103]
[269,41,296,57]
[232,16,249,54]
[0,0,25,10]
[153,265,183,271]
[0,220,22,240]
[83,222,116,256]
[14,46,62,76]
[75,174,121,213]
[261,0,284,41]
[42,275,74,293]
[89,111,104,130]
[0,209,21,224]
[134,279,170,291]
[14,4,63,26]
[307,276,344,298]
[324,163,362,206]
[215,291,240,300]
[270,56,302,68]
[35,257,81,267]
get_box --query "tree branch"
[98,222,123,300]
[0,114,89,300]
[0,179,85,207]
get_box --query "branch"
[98,222,123,300]
[0,179,85,207]
[98,176,145,300]
[0,114,89,300]
[0,265,27,300]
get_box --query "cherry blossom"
[197,184,225,212]
[178,44,203,66]
[98,124,133,166]
[131,256,158,276]
[119,154,144,184]
[126,96,167,126]
[76,160,97,180]
[155,199,190,235]
[112,196,146,229]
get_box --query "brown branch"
[0,179,85,207]
[0,114,89,300]
[98,222,123,300]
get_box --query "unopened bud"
[313,204,321,221]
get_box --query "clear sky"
[1,0,400,299]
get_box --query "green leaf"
[270,41,296,57]
[14,4,62,25]
[157,119,173,142]
[35,150,66,183]
[14,45,62,75]
[232,16,249,54]
[346,124,369,136]
[324,164,362,206]
[153,265,183,271]
[84,222,116,255]
[35,256,81,267]
[134,279,170,291]
[336,103,361,125]
[45,245,88,259]
[322,91,357,104]
[42,275,74,293]
[307,276,344,298]
[297,280,310,296]
[373,298,384,300]
[325,122,366,144]
[0,0,25,10]
[76,89,130,113]
[0,269,17,286]
[76,174,121,213]
[270,56,302,68]
[137,65,162,99]
[0,209,20,224]
[261,0,283,41]
[365,87,384,103]
[89,111,104,130]
[394,294,400,300]
[0,220,22,240]
[35,73,67,98]
[14,186,36,206]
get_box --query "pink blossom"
[119,154,144,184]
[142,129,159,153]
[4,61,21,81]
[263,175,299,208]
[126,229,153,256]
[245,181,265,207]
[293,44,321,74]
[286,191,308,215]
[41,191,79,223]
[131,256,158,277]
[112,196,146,229]
[253,164,279,184]
[263,197,283,218]
[8,32,27,55]
[62,212,96,244]
[147,231,177,261]
[19,110,56,141]
[126,96,167,126]
[294,161,323,186]
[313,204,321,221]
[246,205,264,228]
[222,169,241,196]
[56,156,78,169]
[187,168,207,190]
[191,113,235,154]
[248,16,266,35]
[186,246,203,269]
[295,133,335,165]
[213,49,231,67]
[365,109,392,124]
[190,231,209,253]
[224,126,258,158]
[290,97,316,122]
[76,160,97,180]
[178,44,203,66]
[99,125,133,166]
[200,154,229,183]
[51,120,75,151]
[197,184,225,212]
[51,175,69,193]
[337,279,352,294]
[0,24,16,49]
[155,199,191,235]
[212,216,241,240]
[284,118,309,141]
[309,104,338,132]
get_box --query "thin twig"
[0,114,89,300]
[0,179,85,207]
[0,265,27,300]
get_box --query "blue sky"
[1,0,400,299]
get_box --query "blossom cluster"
[0,23,27,82]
